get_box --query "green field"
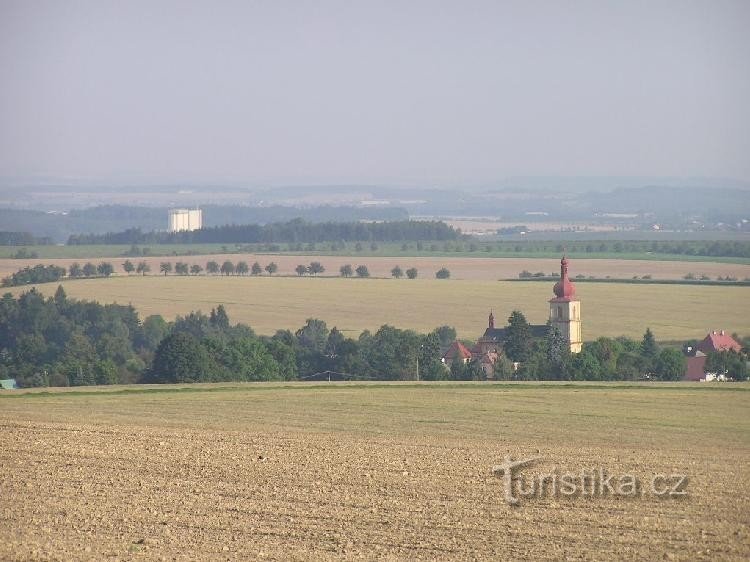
[2,242,750,264]
[13,275,750,341]
[2,383,748,560]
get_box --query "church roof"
[480,324,549,342]
[551,256,577,302]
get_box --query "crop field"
[11,275,749,341]
[1,243,749,265]
[1,383,748,560]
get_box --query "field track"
[11,275,750,341]
[1,383,748,560]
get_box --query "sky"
[0,0,748,187]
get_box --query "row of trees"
[67,219,461,246]
[2,264,67,287]
[3,288,746,387]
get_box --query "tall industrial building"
[168,209,203,232]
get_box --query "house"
[696,331,742,354]
[683,331,743,381]
[441,341,473,365]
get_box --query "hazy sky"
[1,0,748,186]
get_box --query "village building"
[683,330,743,381]
[443,256,583,376]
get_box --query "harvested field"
[2,254,750,280]
[1,383,748,560]
[11,276,750,341]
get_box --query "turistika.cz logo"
[491,455,688,506]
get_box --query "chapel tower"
[549,256,582,353]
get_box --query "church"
[444,256,583,375]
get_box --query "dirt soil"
[1,383,748,561]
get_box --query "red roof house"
[442,341,473,364]
[696,331,742,355]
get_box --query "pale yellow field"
[12,275,749,341]
[2,254,749,280]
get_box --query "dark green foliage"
[406,267,418,279]
[236,261,249,275]
[96,262,114,277]
[175,262,189,275]
[339,264,353,277]
[706,350,748,380]
[251,262,262,275]
[355,265,370,278]
[206,261,219,274]
[653,348,687,381]
[264,262,278,275]
[122,260,135,274]
[68,219,459,245]
[435,267,450,279]
[640,328,659,358]
[2,264,67,287]
[150,332,213,383]
[391,266,403,279]
[504,311,532,362]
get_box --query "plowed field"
[1,383,748,561]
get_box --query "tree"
[82,262,97,277]
[391,266,403,279]
[236,261,249,276]
[265,262,278,275]
[706,350,748,381]
[97,262,114,277]
[308,262,325,276]
[190,264,203,275]
[160,262,172,276]
[295,264,308,276]
[435,267,450,279]
[340,264,353,277]
[406,267,418,279]
[504,310,532,362]
[654,348,687,381]
[220,261,235,276]
[69,263,83,278]
[54,285,67,306]
[640,328,659,358]
[251,262,262,276]
[150,332,213,383]
[206,261,220,275]
[122,260,135,275]
[175,262,189,275]
[545,325,570,378]
[493,355,514,380]
[136,261,150,275]
[355,265,370,278]
[209,305,230,330]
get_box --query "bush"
[435,268,450,279]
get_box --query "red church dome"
[552,256,576,300]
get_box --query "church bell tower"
[549,256,582,353]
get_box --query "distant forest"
[67,219,460,245]
[0,205,409,243]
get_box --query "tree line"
[2,288,745,387]
[67,219,461,246]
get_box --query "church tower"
[549,256,582,353]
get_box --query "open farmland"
[1,383,748,560]
[11,275,750,341]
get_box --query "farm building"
[683,331,743,381]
